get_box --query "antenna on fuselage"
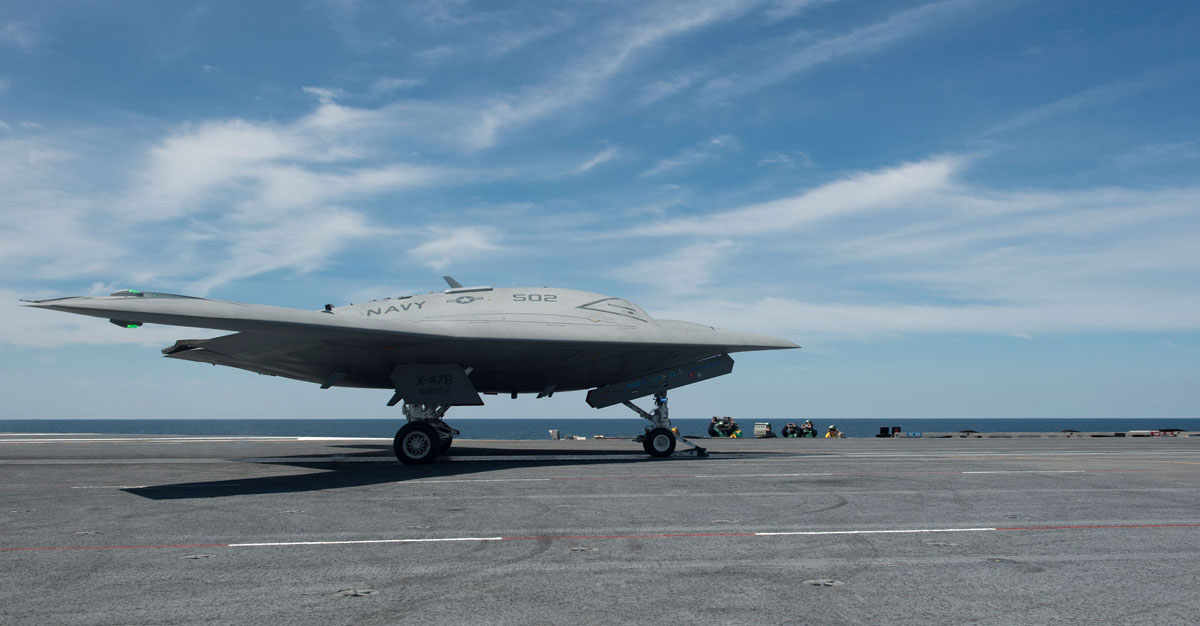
[443,276,464,289]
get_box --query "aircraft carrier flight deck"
[3,434,1199,625]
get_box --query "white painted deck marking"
[406,469,1099,485]
[70,485,149,489]
[419,478,554,483]
[230,537,504,547]
[960,470,1084,474]
[9,523,1200,552]
[755,528,996,536]
[0,436,390,444]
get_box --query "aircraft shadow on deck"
[121,444,754,500]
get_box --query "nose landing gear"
[625,391,707,459]
[643,427,677,457]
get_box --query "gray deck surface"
[3,433,1199,625]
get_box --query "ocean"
[2,418,1197,439]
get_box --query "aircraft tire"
[643,428,676,457]
[394,422,441,465]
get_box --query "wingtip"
[19,298,62,307]
[758,333,800,350]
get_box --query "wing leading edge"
[22,291,457,342]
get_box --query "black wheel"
[393,422,441,465]
[643,427,676,457]
[439,436,453,454]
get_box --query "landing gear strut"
[623,391,707,458]
[393,403,458,465]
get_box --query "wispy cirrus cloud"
[611,153,1200,338]
[478,15,576,59]
[121,102,469,292]
[1111,140,1200,169]
[369,77,423,95]
[1,90,467,300]
[758,150,813,168]
[648,291,1200,340]
[307,1,751,152]
[127,119,307,219]
[641,134,739,178]
[639,154,964,233]
[703,0,1000,102]
[124,90,460,222]
[186,208,376,295]
[408,226,507,271]
[0,21,38,51]
[610,239,736,295]
[575,145,621,174]
[635,70,707,106]
[456,0,751,149]
[0,131,131,281]
[301,85,346,104]
[977,65,1199,138]
[763,0,841,23]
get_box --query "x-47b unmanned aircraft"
[24,277,798,463]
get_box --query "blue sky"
[2,0,1198,421]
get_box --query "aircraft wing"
[23,291,469,389]
[161,332,348,384]
[24,290,796,392]
[22,291,455,342]
[23,290,795,353]
[158,329,743,391]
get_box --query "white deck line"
[230,537,505,547]
[755,528,997,536]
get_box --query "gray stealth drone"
[24,277,798,463]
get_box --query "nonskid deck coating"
[2,434,1199,625]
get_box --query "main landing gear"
[391,392,707,463]
[624,391,707,459]
[393,403,458,465]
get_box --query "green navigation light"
[126,324,140,329]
